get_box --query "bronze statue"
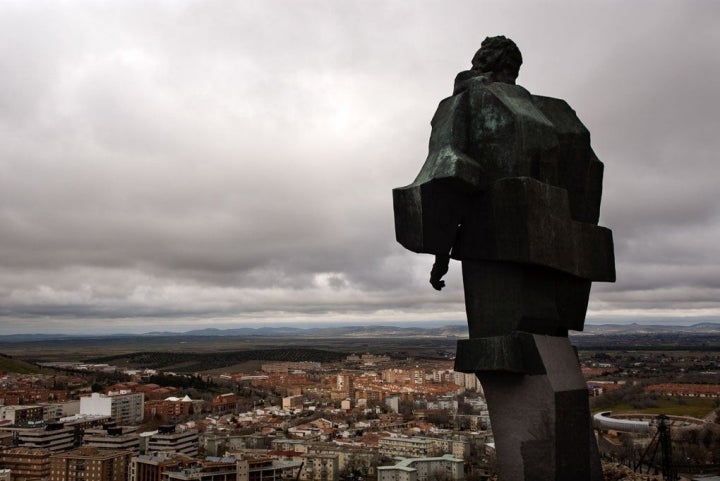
[393,36,615,480]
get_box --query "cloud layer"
[1,1,719,333]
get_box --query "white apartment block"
[379,437,434,458]
[378,455,464,481]
[379,437,469,459]
[80,391,144,425]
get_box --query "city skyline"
[2,1,719,334]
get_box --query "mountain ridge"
[1,322,719,342]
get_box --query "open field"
[0,335,458,365]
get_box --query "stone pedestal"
[456,334,601,481]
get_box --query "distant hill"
[0,353,42,374]
[0,333,74,342]
[1,322,719,344]
[145,326,305,337]
[579,322,720,335]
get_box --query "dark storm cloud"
[1,1,719,333]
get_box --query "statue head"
[471,36,522,84]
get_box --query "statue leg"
[475,336,601,481]
[456,260,600,480]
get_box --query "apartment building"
[306,443,378,477]
[211,393,241,414]
[143,395,194,421]
[282,395,304,411]
[237,456,303,481]
[379,436,470,459]
[300,453,339,481]
[42,401,81,421]
[337,373,354,398]
[83,423,140,452]
[0,405,44,425]
[80,391,145,425]
[129,452,195,481]
[270,438,308,454]
[49,447,132,481]
[378,454,465,481]
[14,423,75,452]
[162,457,237,481]
[0,447,51,480]
[379,437,433,458]
[145,425,199,457]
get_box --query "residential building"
[204,433,270,457]
[378,455,465,481]
[14,423,75,452]
[83,423,140,452]
[0,405,44,425]
[80,391,145,424]
[237,456,303,481]
[306,443,378,477]
[42,401,81,421]
[49,447,131,481]
[130,452,195,481]
[386,396,401,414]
[0,447,51,480]
[379,436,469,459]
[282,395,304,411]
[144,395,194,421]
[300,453,339,481]
[61,414,113,447]
[145,425,199,457]
[270,438,308,454]
[337,373,353,398]
[162,457,237,481]
[211,393,241,415]
[379,437,433,458]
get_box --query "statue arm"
[429,220,461,291]
[430,253,450,291]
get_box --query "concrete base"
[456,334,601,481]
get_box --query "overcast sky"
[1,1,719,334]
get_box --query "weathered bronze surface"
[393,36,615,480]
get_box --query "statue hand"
[430,254,450,291]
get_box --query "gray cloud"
[1,1,719,333]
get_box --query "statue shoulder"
[531,95,589,138]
